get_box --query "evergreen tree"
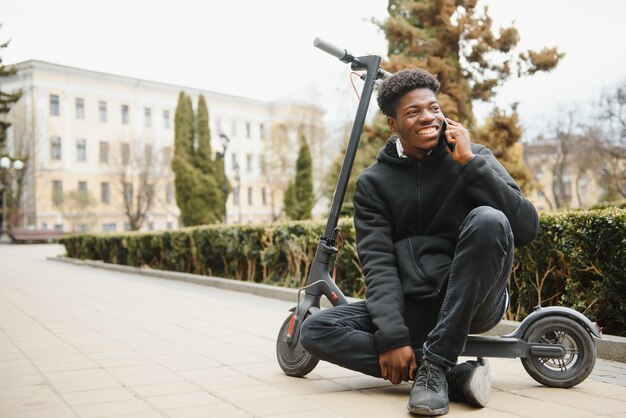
[173,92,194,226]
[284,136,314,220]
[0,30,22,151]
[375,0,563,193]
[172,92,224,226]
[195,95,223,222]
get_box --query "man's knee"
[300,312,326,354]
[461,206,512,248]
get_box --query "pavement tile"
[513,387,626,415]
[52,376,122,393]
[237,395,321,417]
[130,381,204,398]
[0,394,67,415]
[61,387,138,406]
[44,368,112,383]
[487,391,597,417]
[0,384,56,401]
[272,411,341,418]
[116,372,185,386]
[0,374,45,389]
[0,366,39,378]
[177,366,242,381]
[211,384,290,403]
[272,378,353,396]
[164,402,252,418]
[107,364,170,378]
[72,399,156,418]
[572,379,626,401]
[195,374,263,391]
[302,389,381,409]
[145,391,222,409]
[0,407,76,418]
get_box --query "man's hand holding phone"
[443,117,475,165]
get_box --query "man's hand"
[379,345,417,384]
[444,118,475,165]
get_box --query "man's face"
[387,88,444,160]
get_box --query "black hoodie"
[353,135,539,353]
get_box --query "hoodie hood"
[376,133,449,166]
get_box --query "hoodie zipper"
[416,162,422,232]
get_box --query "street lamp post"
[0,156,24,243]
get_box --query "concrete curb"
[48,255,625,363]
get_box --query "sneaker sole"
[407,404,449,416]
[463,359,491,407]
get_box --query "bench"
[9,229,64,243]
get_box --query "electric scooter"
[276,38,601,389]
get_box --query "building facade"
[4,60,324,232]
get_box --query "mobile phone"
[440,115,455,152]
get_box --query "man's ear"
[387,116,397,133]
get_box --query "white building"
[3,60,325,232]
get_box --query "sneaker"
[447,357,491,407]
[407,359,449,416]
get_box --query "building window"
[247,187,253,205]
[259,123,265,140]
[246,154,252,172]
[121,143,130,165]
[259,155,267,175]
[246,121,251,138]
[145,144,153,166]
[148,222,154,231]
[166,222,173,230]
[99,101,107,122]
[50,136,62,160]
[52,180,63,204]
[78,181,88,201]
[77,224,88,232]
[54,223,64,233]
[233,187,240,206]
[124,222,132,231]
[99,141,109,163]
[166,183,174,204]
[101,182,110,204]
[102,223,116,232]
[231,120,237,137]
[75,98,85,119]
[123,182,133,206]
[163,110,170,129]
[121,104,129,124]
[50,94,60,116]
[216,118,222,135]
[76,139,86,161]
[262,187,267,206]
[144,107,152,127]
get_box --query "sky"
[2,0,626,141]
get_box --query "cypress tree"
[195,95,222,223]
[285,136,314,220]
[173,92,225,226]
[172,92,195,226]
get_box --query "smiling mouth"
[416,126,438,135]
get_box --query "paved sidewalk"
[0,245,625,418]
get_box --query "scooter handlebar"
[313,37,348,61]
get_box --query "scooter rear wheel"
[276,313,319,377]
[521,316,596,388]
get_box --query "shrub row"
[61,209,626,336]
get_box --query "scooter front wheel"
[276,313,319,377]
[521,316,596,388]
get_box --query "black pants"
[301,206,514,376]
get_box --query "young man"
[301,68,539,416]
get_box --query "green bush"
[61,209,625,336]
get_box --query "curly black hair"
[377,68,440,117]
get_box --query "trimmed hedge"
[61,209,626,336]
